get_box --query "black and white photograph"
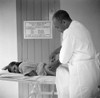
[0,0,100,98]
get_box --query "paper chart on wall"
[24,21,52,39]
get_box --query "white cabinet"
[0,80,18,98]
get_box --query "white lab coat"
[56,21,100,98]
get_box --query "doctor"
[51,10,100,98]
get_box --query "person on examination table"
[50,10,100,98]
[2,60,60,76]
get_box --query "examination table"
[0,72,57,98]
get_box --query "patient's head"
[4,61,22,73]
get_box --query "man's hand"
[48,60,61,71]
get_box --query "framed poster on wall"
[24,21,52,39]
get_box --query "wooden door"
[16,0,60,64]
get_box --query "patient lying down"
[2,60,60,76]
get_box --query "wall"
[60,0,100,53]
[0,0,17,69]
[17,0,60,63]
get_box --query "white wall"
[0,0,17,69]
[60,0,100,53]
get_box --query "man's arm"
[53,46,61,55]
[49,46,61,62]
